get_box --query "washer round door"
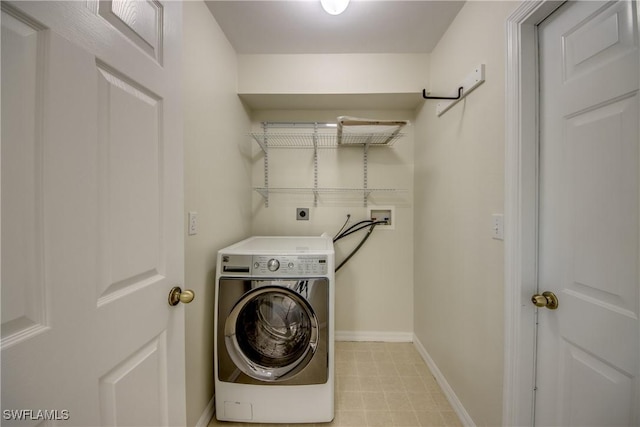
[224,285,319,382]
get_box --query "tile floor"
[208,341,462,427]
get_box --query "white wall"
[250,109,415,338]
[183,2,252,425]
[413,2,517,426]
[186,2,520,425]
[238,54,429,95]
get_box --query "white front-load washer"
[214,235,335,423]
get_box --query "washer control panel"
[221,254,328,276]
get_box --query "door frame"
[503,1,565,426]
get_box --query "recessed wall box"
[297,208,309,221]
[368,206,394,229]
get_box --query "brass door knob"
[531,291,558,310]
[168,286,195,306]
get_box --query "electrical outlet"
[188,211,198,235]
[491,214,503,240]
[296,208,309,221]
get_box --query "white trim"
[413,335,475,427]
[195,396,215,427]
[334,330,413,342]
[504,1,564,426]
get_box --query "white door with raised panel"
[1,1,186,425]
[537,1,639,425]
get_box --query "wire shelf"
[254,187,406,197]
[339,133,404,146]
[252,121,407,207]
[249,132,404,151]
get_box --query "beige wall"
[238,54,429,95]
[183,2,252,425]
[185,1,519,425]
[250,109,415,337]
[413,2,517,426]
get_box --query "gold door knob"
[168,286,195,306]
[531,291,558,310]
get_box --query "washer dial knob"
[267,258,280,272]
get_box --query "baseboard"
[412,335,476,427]
[195,395,215,427]
[335,330,413,342]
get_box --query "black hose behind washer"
[335,223,376,272]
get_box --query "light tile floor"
[208,341,462,427]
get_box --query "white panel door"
[1,1,185,426]
[537,1,639,425]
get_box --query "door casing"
[504,2,566,426]
[504,1,640,424]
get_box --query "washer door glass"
[225,285,319,382]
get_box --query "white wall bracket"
[262,122,269,207]
[428,64,486,117]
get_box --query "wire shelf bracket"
[262,123,269,207]
[422,64,486,117]
[313,123,319,207]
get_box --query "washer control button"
[267,259,280,272]
[288,262,294,269]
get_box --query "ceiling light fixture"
[320,0,350,15]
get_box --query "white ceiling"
[204,0,465,55]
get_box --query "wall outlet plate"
[296,208,309,221]
[491,214,504,240]
[188,211,198,235]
